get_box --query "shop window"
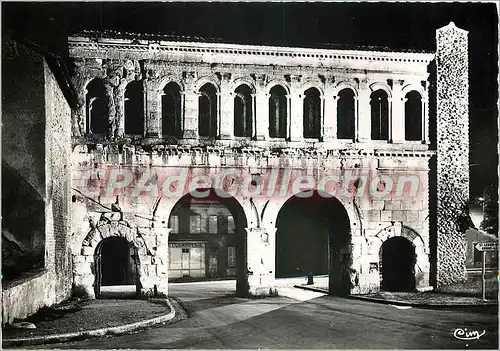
[189,215,201,234]
[228,246,236,268]
[162,82,182,137]
[228,215,235,234]
[170,215,179,233]
[370,89,389,140]
[303,87,321,139]
[269,85,287,138]
[209,215,218,234]
[337,88,355,140]
[405,91,423,141]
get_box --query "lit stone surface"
[435,22,469,286]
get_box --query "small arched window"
[269,85,287,138]
[303,88,321,139]
[234,85,253,138]
[162,82,182,137]
[337,88,356,140]
[370,89,389,140]
[86,78,108,134]
[405,91,423,141]
[124,81,144,135]
[198,83,218,137]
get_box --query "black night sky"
[3,2,498,198]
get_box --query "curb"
[2,298,177,347]
[294,285,499,308]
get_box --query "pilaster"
[288,75,303,142]
[323,86,337,141]
[357,80,371,142]
[245,227,277,297]
[391,80,405,143]
[219,73,234,140]
[182,71,199,139]
[255,74,269,141]
[144,78,159,138]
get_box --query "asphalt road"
[29,281,498,349]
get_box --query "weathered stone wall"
[71,145,432,295]
[1,38,46,278]
[44,61,73,300]
[1,38,73,324]
[435,23,470,287]
[2,270,58,325]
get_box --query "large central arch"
[167,188,249,296]
[275,190,352,296]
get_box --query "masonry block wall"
[44,61,73,299]
[2,37,73,324]
[1,38,46,275]
[71,144,432,296]
[435,23,470,287]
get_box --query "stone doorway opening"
[94,237,139,298]
[275,191,351,296]
[380,236,416,292]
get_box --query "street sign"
[474,242,498,252]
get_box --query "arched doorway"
[275,191,351,295]
[94,237,139,298]
[167,189,248,295]
[380,236,416,292]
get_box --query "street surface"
[25,280,498,349]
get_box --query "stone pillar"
[182,72,199,139]
[391,80,405,143]
[245,227,277,297]
[422,97,429,144]
[289,75,303,142]
[154,226,171,296]
[255,75,269,141]
[357,81,371,142]
[435,22,469,287]
[145,79,159,137]
[323,86,337,141]
[220,73,234,140]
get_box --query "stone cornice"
[69,35,434,71]
[74,143,435,159]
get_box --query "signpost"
[474,241,499,301]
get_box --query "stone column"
[391,80,405,143]
[289,75,303,142]
[435,22,469,287]
[422,97,429,144]
[154,226,171,296]
[144,78,159,138]
[220,73,234,140]
[245,227,277,297]
[387,97,393,142]
[182,71,199,139]
[357,81,371,142]
[323,92,337,141]
[254,75,269,141]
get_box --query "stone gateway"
[65,23,468,298]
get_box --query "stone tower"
[435,22,470,286]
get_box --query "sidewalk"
[295,284,499,307]
[2,297,181,347]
